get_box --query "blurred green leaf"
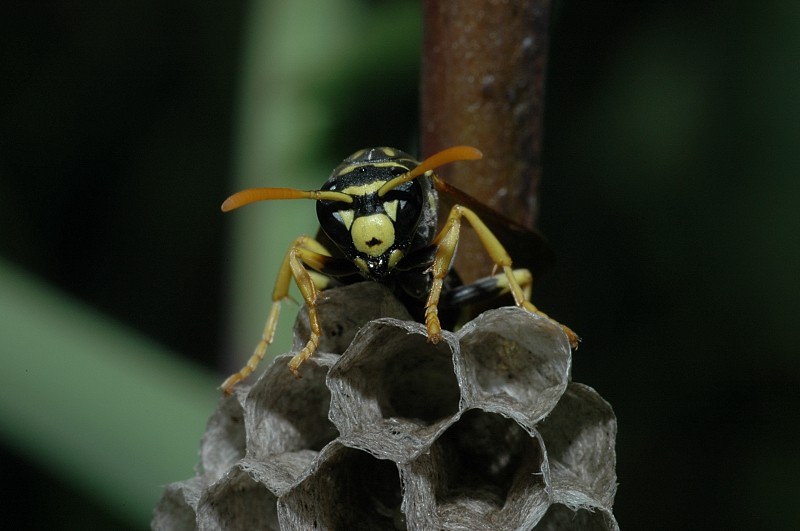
[0,259,218,527]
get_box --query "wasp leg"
[220,235,333,395]
[426,205,579,349]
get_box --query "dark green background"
[2,0,798,528]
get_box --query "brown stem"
[421,0,552,282]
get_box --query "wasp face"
[316,148,427,279]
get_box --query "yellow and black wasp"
[220,146,578,394]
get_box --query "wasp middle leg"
[425,205,579,349]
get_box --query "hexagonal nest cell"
[153,283,618,530]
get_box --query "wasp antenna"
[221,187,352,212]
[378,145,483,197]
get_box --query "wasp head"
[220,145,482,281]
[316,148,427,279]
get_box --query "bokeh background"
[2,0,798,529]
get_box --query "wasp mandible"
[220,146,578,394]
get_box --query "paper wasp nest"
[153,283,618,530]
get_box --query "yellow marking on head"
[351,214,395,256]
[342,181,384,196]
[336,163,360,176]
[364,161,410,169]
[381,147,397,157]
[338,209,354,230]
[384,200,398,221]
[337,161,412,177]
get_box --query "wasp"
[220,146,578,394]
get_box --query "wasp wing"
[432,175,555,279]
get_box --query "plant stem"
[421,0,552,282]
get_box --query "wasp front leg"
[425,205,579,349]
[220,235,333,395]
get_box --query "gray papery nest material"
[153,282,618,530]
